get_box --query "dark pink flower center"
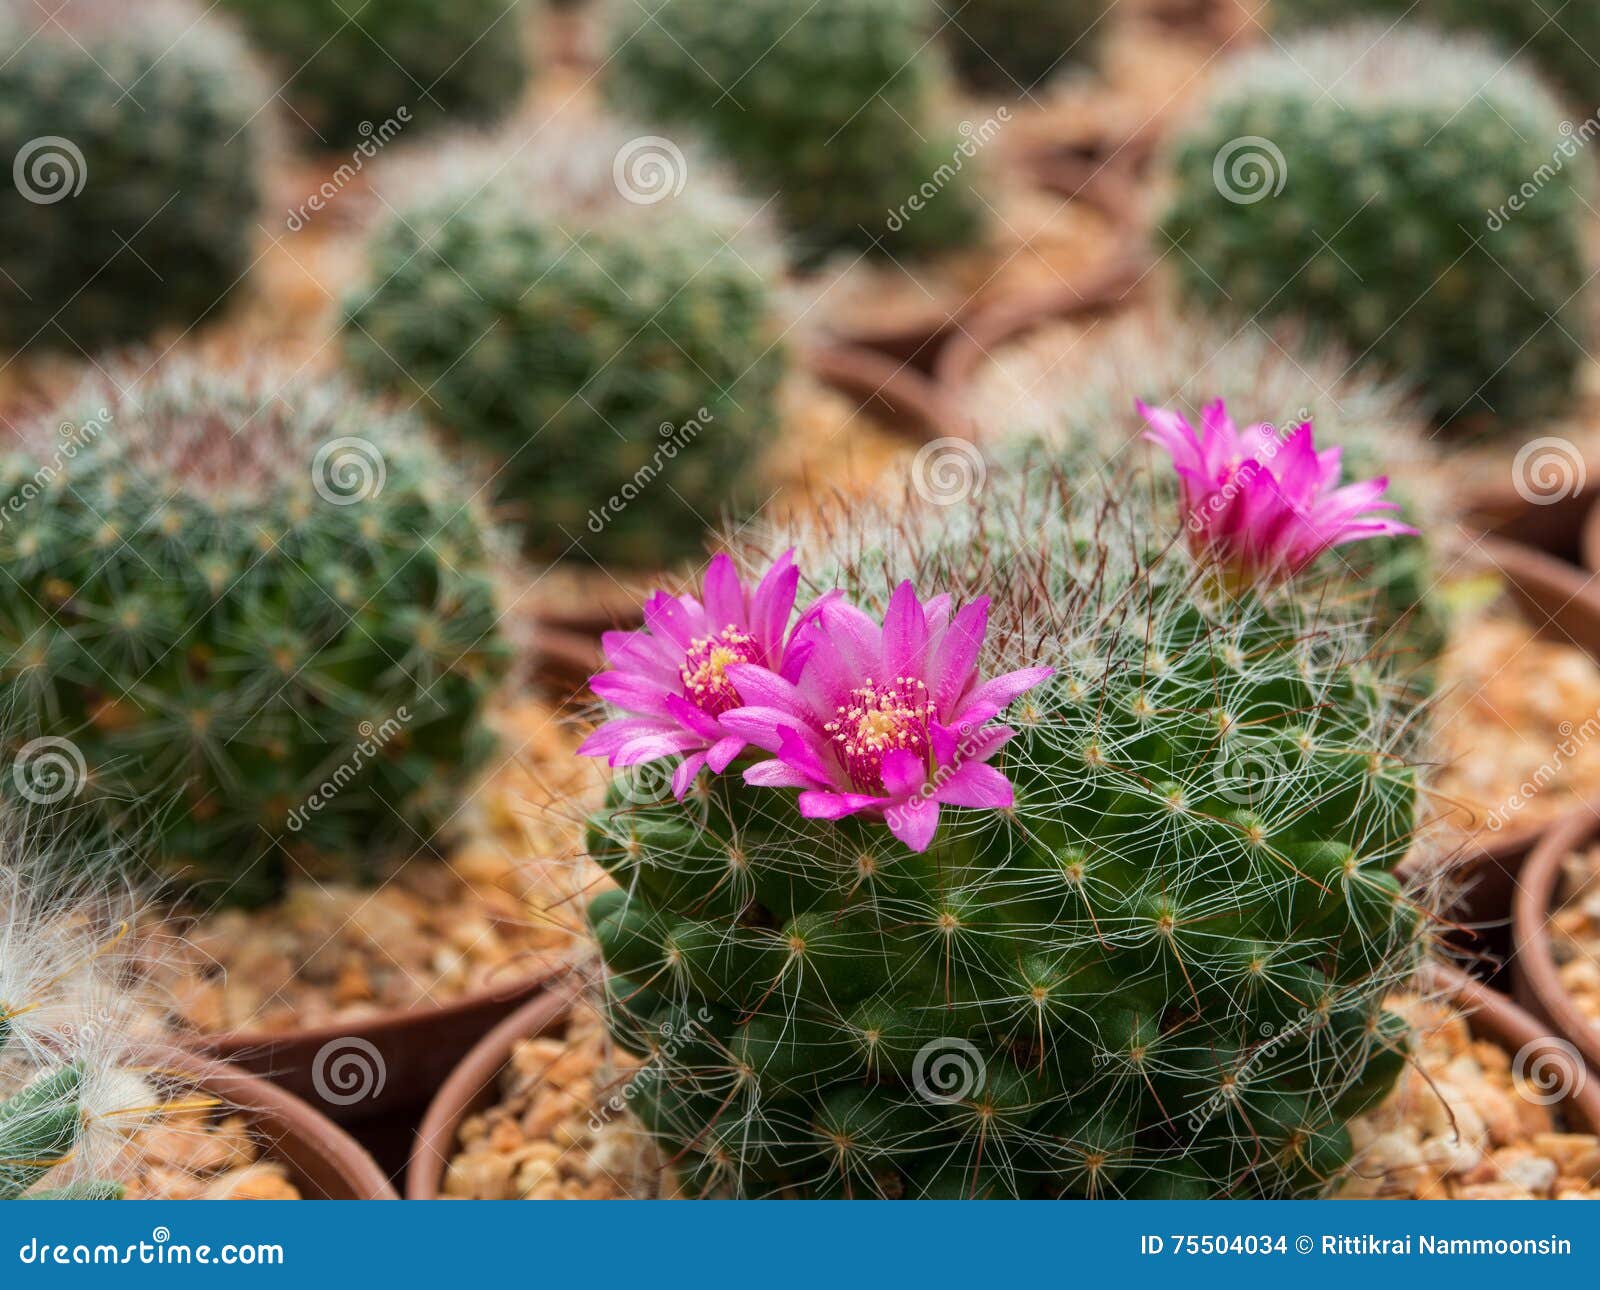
[680,626,760,716]
[823,676,935,793]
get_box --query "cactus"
[0,0,267,352]
[935,0,1108,92]
[606,0,983,262]
[340,123,786,569]
[1158,24,1590,428]
[218,0,528,147]
[972,310,1447,690]
[1275,0,1600,107]
[0,362,508,908]
[578,458,1427,1198]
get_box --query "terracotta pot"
[805,343,972,443]
[1023,120,1162,220]
[184,965,565,1129]
[1422,962,1600,1133]
[1463,464,1600,565]
[1583,496,1600,573]
[1512,811,1600,1083]
[405,984,577,1200]
[149,1046,396,1199]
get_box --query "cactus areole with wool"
[581,442,1426,1198]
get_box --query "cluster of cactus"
[1275,0,1599,107]
[935,0,1108,92]
[1158,24,1590,427]
[0,362,508,908]
[607,0,983,262]
[584,464,1427,1198]
[0,0,266,352]
[341,123,786,569]
[973,308,1447,691]
[219,0,527,147]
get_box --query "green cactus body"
[1159,25,1590,427]
[583,471,1425,1198]
[606,0,983,262]
[1276,0,1600,108]
[219,0,527,146]
[0,0,266,352]
[0,364,508,907]
[935,0,1108,91]
[341,126,786,568]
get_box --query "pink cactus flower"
[578,551,824,799]
[1138,398,1418,583]
[719,581,1053,852]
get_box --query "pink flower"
[719,582,1053,852]
[1139,399,1418,583]
[578,551,823,798]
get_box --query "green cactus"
[340,125,787,569]
[1275,0,1600,107]
[0,362,508,908]
[1158,24,1591,428]
[974,310,1447,692]
[935,0,1108,91]
[0,0,266,352]
[218,0,528,147]
[583,466,1427,1198]
[606,0,984,263]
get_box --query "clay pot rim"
[1583,496,1600,574]
[1512,808,1600,1078]
[404,980,580,1200]
[143,1043,396,1199]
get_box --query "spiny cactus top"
[1159,23,1591,427]
[0,0,267,352]
[219,0,528,147]
[0,362,508,908]
[581,442,1427,1198]
[606,0,983,262]
[341,121,787,569]
[935,0,1108,92]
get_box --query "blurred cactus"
[0,362,508,908]
[219,0,528,147]
[607,0,983,262]
[1159,24,1590,427]
[0,0,266,351]
[936,0,1108,91]
[341,123,786,568]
